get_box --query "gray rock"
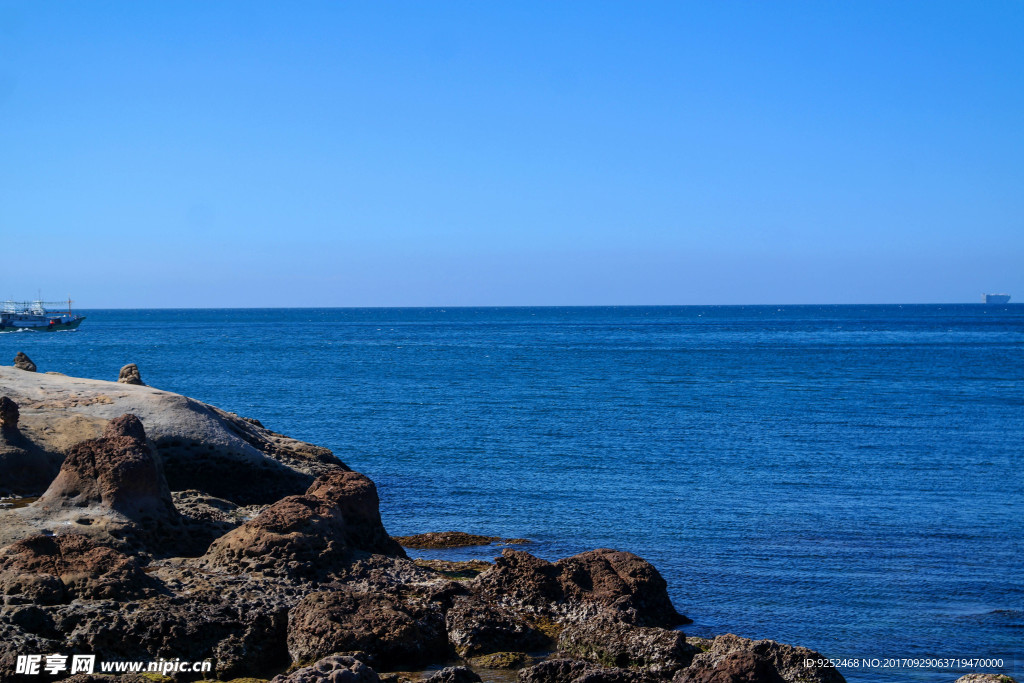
[13,352,36,372]
[424,666,482,683]
[557,614,698,676]
[270,655,380,683]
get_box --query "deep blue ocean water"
[2,305,1022,682]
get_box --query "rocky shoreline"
[0,355,1013,683]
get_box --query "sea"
[2,305,1021,682]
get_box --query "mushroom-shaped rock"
[13,352,36,372]
[0,534,159,604]
[201,471,405,578]
[118,363,144,385]
[0,396,18,431]
[287,588,449,670]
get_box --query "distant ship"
[982,293,1011,304]
[0,299,86,331]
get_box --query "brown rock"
[0,534,158,604]
[287,587,449,670]
[557,614,698,676]
[37,414,179,527]
[13,352,36,372]
[0,396,19,430]
[117,363,144,385]
[674,651,785,683]
[475,549,685,628]
[201,471,405,579]
[674,635,844,683]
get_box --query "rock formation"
[13,352,36,372]
[0,363,859,683]
[117,363,144,385]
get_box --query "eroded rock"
[271,655,381,683]
[287,587,449,670]
[0,534,158,604]
[117,363,144,386]
[557,614,698,676]
[13,352,36,372]
[674,634,843,683]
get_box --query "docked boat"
[0,299,86,331]
[982,293,1011,304]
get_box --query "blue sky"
[1,1,1021,306]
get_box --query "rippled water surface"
[3,305,1022,682]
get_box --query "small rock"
[954,676,1017,683]
[557,614,698,676]
[0,396,18,430]
[424,667,482,683]
[394,531,530,549]
[270,654,380,683]
[13,352,36,372]
[673,651,784,683]
[118,362,145,385]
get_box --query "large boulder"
[287,587,449,670]
[557,614,698,676]
[13,352,36,372]
[475,549,685,628]
[37,414,179,524]
[200,471,406,579]
[673,651,785,683]
[0,534,159,604]
[0,365,344,507]
[446,596,554,656]
[673,635,844,683]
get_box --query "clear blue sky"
[1,1,1021,306]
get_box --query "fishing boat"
[0,299,86,331]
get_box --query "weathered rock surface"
[475,548,687,628]
[519,658,658,683]
[0,365,344,506]
[0,396,63,497]
[446,596,553,656]
[200,471,406,579]
[673,634,843,683]
[953,675,1017,683]
[117,363,144,386]
[0,534,159,604]
[287,587,449,669]
[557,614,698,676]
[13,352,36,372]
[271,654,381,683]
[7,413,192,554]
